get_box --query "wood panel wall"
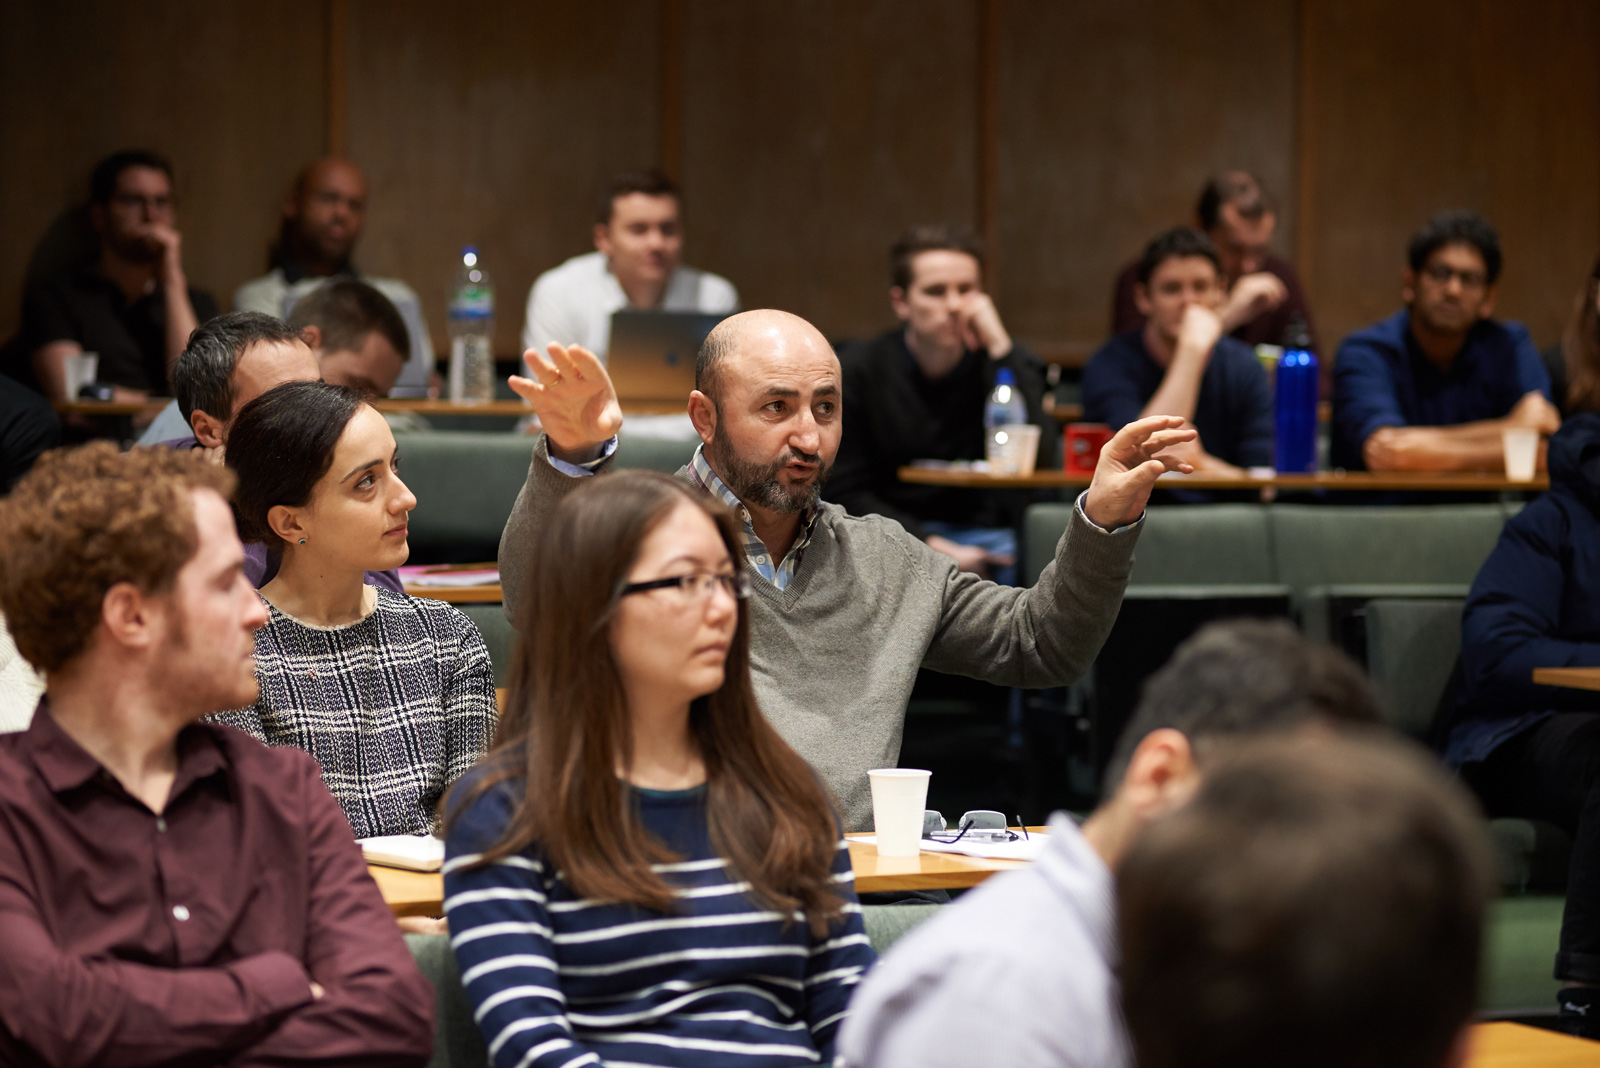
[2,1,1595,364]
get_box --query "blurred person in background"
[141,281,409,445]
[1085,227,1273,476]
[832,224,1052,582]
[234,158,435,397]
[521,168,739,360]
[1332,211,1557,472]
[12,150,217,405]
[0,374,59,493]
[1542,252,1600,418]
[1111,171,1318,356]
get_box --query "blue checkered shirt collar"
[686,445,818,591]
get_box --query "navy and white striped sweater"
[444,774,877,1068]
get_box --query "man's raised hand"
[508,342,623,463]
[1081,415,1199,530]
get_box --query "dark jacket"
[1444,413,1600,765]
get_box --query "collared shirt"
[521,250,739,360]
[0,703,433,1067]
[1331,309,1551,470]
[686,443,819,590]
[16,267,218,394]
[837,812,1128,1068]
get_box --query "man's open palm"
[509,342,623,460]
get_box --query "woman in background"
[444,470,875,1068]
[216,380,496,840]
[1545,253,1600,417]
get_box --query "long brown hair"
[1562,253,1600,414]
[449,470,844,932]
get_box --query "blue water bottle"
[1274,318,1319,473]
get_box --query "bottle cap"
[995,367,1017,386]
[461,246,479,267]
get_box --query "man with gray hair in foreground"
[498,308,1197,831]
[1119,731,1496,1068]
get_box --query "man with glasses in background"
[13,150,217,405]
[1332,211,1558,471]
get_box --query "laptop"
[607,310,727,404]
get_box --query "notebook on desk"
[359,834,445,871]
[608,310,727,404]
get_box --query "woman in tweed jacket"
[212,380,497,842]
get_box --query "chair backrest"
[405,933,489,1068]
[397,432,537,561]
[613,432,700,474]
[458,603,515,686]
[1128,504,1274,586]
[1363,597,1464,737]
[1269,505,1507,593]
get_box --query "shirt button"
[172,905,190,922]
[155,818,167,832]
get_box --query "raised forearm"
[1138,350,1207,424]
[162,269,199,371]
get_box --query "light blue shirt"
[837,812,1130,1068]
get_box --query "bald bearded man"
[498,310,1196,830]
[234,158,436,397]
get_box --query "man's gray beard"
[710,435,830,515]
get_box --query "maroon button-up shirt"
[0,704,435,1067]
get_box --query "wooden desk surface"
[401,562,503,604]
[1468,1022,1598,1066]
[1532,667,1600,691]
[898,466,1549,493]
[370,831,1040,916]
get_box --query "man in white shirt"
[233,159,435,397]
[836,620,1380,1068]
[521,169,738,360]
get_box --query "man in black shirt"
[832,225,1053,582]
[16,150,217,402]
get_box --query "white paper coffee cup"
[868,768,931,857]
[1502,427,1538,482]
[63,352,98,398]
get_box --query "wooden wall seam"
[326,0,348,157]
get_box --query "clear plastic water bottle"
[984,367,1028,468]
[448,246,495,404]
[1274,317,1319,473]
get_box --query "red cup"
[1064,423,1113,475]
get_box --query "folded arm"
[229,758,435,1066]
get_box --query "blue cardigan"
[1445,413,1600,766]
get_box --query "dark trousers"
[0,374,59,493]
[1465,712,1600,984]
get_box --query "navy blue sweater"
[1445,413,1600,765]
[444,773,875,1068]
[1081,330,1273,468]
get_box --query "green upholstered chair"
[457,603,515,687]
[396,432,537,563]
[406,933,488,1068]
[1269,505,1507,642]
[613,432,700,474]
[1362,596,1570,1015]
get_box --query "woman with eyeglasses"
[444,470,875,1068]
[215,380,497,843]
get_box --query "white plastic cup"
[868,768,931,857]
[63,352,98,398]
[1007,423,1041,476]
[1502,427,1539,482]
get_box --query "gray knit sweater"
[500,437,1140,831]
